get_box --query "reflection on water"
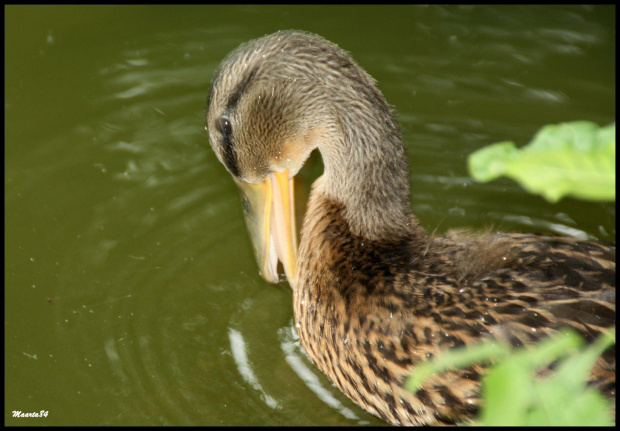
[6,5,615,426]
[229,328,281,410]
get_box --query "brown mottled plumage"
[206,30,615,425]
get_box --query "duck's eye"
[218,115,233,137]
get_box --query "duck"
[205,30,615,425]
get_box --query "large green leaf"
[468,122,615,202]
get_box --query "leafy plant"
[405,328,615,426]
[436,121,617,426]
[468,121,615,202]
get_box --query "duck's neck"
[314,95,422,242]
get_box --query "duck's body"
[297,192,614,424]
[206,30,615,425]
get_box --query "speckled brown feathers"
[295,193,615,425]
[207,30,615,426]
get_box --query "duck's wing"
[434,234,615,394]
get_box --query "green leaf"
[552,328,615,393]
[525,381,613,426]
[478,331,583,425]
[405,328,615,426]
[468,121,615,202]
[479,360,532,425]
[404,340,508,393]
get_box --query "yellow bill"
[233,170,298,288]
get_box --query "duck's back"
[438,232,616,394]
[431,232,615,348]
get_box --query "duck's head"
[205,31,339,287]
[206,30,400,287]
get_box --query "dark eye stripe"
[223,147,240,178]
[213,66,258,179]
[226,66,258,111]
[216,115,240,178]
